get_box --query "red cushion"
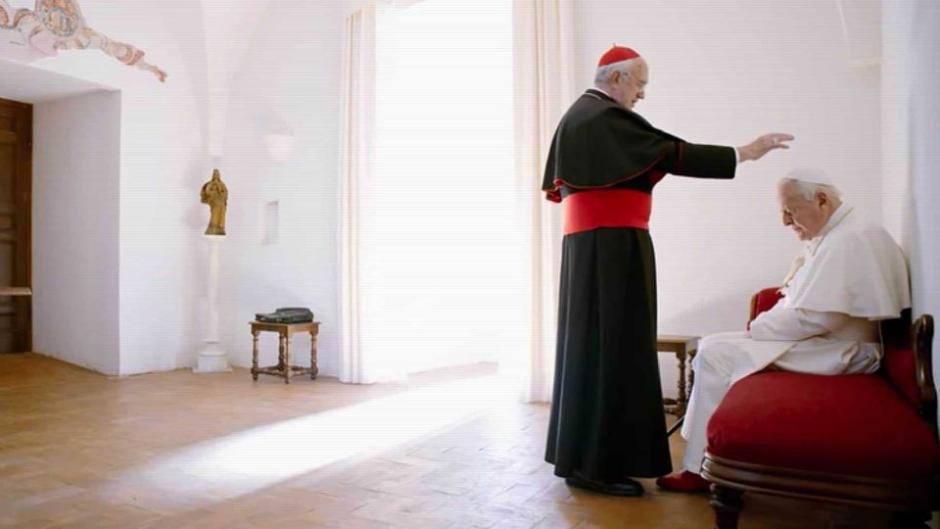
[707,371,940,481]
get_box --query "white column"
[195,234,230,373]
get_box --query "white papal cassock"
[680,204,911,473]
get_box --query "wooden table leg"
[310,331,319,380]
[284,332,292,385]
[278,333,286,380]
[676,348,688,416]
[251,330,260,381]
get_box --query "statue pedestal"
[195,234,231,373]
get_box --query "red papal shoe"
[655,471,710,493]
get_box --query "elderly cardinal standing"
[543,45,793,496]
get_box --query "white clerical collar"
[807,204,852,255]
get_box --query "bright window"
[360,0,523,376]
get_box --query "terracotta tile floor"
[0,353,898,528]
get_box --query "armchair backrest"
[881,312,936,427]
[747,287,784,327]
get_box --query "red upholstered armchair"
[701,288,939,529]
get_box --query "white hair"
[594,57,641,86]
[779,176,842,202]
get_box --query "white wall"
[21,0,214,374]
[2,0,345,375]
[574,0,882,394]
[217,0,344,375]
[9,0,898,382]
[33,91,121,375]
[882,0,940,429]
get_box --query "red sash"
[562,188,652,235]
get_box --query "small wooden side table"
[658,334,699,417]
[250,321,320,384]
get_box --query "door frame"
[0,96,32,352]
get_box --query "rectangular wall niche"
[262,200,279,245]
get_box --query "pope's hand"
[737,133,794,162]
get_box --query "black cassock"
[543,89,736,480]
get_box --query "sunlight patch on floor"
[104,374,519,509]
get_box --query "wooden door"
[0,98,32,353]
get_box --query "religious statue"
[200,169,228,236]
[0,0,167,82]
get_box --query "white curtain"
[338,5,377,384]
[512,0,576,402]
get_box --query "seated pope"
[656,168,912,492]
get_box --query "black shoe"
[564,474,644,497]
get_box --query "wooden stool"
[250,321,320,384]
[657,334,699,416]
